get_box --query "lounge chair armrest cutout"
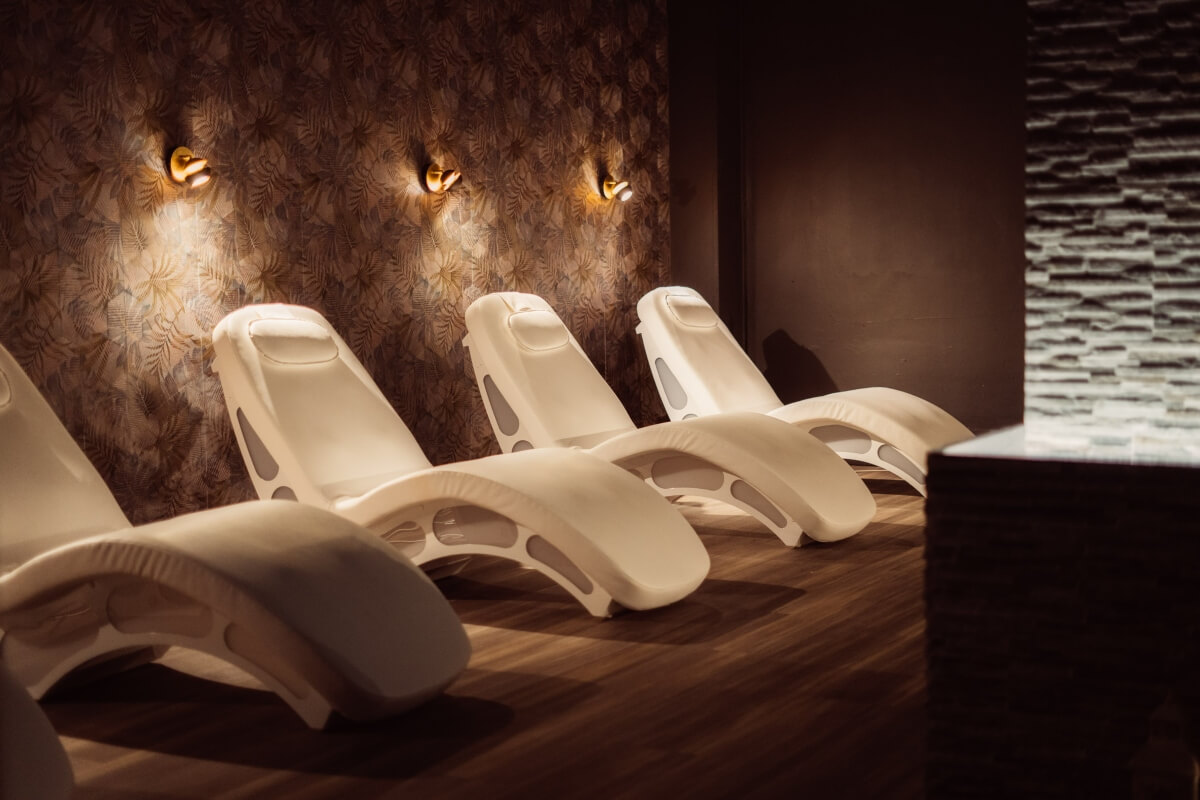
[589,413,876,543]
[333,448,710,613]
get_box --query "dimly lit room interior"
[2,0,1198,797]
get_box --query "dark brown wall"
[0,0,670,522]
[673,1,1026,434]
[667,0,745,339]
[667,3,721,309]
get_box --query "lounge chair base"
[352,504,623,617]
[460,373,815,544]
[464,361,873,544]
[796,422,929,496]
[421,542,621,618]
[612,455,806,547]
[1,575,338,729]
[464,374,853,545]
[336,485,667,618]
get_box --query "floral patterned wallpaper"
[0,0,670,522]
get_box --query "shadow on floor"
[45,665,589,779]
[862,476,923,497]
[441,567,805,646]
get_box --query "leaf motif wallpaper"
[0,0,671,523]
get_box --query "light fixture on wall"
[601,176,633,202]
[424,164,461,193]
[169,147,212,188]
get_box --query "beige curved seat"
[636,286,975,496]
[1,661,73,800]
[463,292,876,547]
[211,304,709,617]
[0,344,470,729]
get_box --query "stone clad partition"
[925,432,1200,798]
[1026,0,1200,446]
[0,0,669,522]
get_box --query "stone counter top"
[943,423,1200,469]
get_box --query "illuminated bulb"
[425,164,461,193]
[169,147,212,187]
[602,177,632,202]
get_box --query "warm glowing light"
[602,177,632,202]
[425,164,461,193]
[169,147,212,187]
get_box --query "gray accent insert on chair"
[482,375,521,436]
[654,358,689,411]
[650,455,725,492]
[730,480,787,528]
[809,425,873,455]
[879,445,926,485]
[236,408,280,481]
[433,506,519,549]
[526,535,594,594]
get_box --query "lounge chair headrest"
[248,318,339,364]
[665,294,720,328]
[0,367,10,408]
[508,309,571,351]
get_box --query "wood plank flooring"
[45,468,927,799]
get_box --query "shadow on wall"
[760,329,838,402]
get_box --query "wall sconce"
[424,164,461,193]
[602,176,633,202]
[169,147,212,188]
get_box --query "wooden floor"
[47,468,927,799]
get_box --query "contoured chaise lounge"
[211,304,709,618]
[462,292,877,547]
[636,287,974,496]
[0,343,470,729]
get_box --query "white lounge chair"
[462,292,876,547]
[636,286,975,496]
[211,304,709,618]
[0,344,471,729]
[1,661,73,800]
